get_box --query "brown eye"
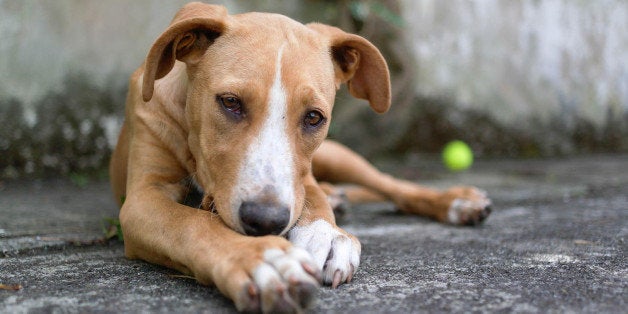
[217,94,243,117]
[304,110,325,129]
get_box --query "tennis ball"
[442,140,473,171]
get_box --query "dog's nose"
[239,202,290,236]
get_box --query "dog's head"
[141,2,390,236]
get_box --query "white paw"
[447,188,492,225]
[287,219,360,288]
[247,247,320,313]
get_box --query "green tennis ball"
[442,140,473,171]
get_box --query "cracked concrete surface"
[1,156,626,313]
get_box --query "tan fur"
[110,3,491,312]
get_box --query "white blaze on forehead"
[232,44,295,229]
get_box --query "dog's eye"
[217,94,243,117]
[303,110,325,129]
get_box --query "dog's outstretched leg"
[121,185,321,313]
[312,140,492,225]
[115,124,321,313]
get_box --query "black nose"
[239,202,290,236]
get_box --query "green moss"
[1,73,125,179]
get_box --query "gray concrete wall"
[401,0,627,153]
[0,0,227,121]
[0,0,312,177]
[0,0,321,112]
[1,0,627,178]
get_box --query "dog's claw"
[288,278,318,308]
[446,187,493,226]
[248,282,258,298]
[331,270,342,289]
[236,282,260,313]
[271,290,296,314]
[472,205,491,224]
[483,206,492,217]
[301,261,321,281]
[347,265,355,283]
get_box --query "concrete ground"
[1,155,626,313]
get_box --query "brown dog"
[109,2,491,312]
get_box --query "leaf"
[0,284,22,291]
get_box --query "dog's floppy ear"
[308,23,391,113]
[142,2,228,102]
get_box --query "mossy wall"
[1,0,626,179]
[0,75,124,178]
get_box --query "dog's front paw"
[444,187,492,225]
[208,239,320,313]
[288,219,361,288]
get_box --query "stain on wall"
[1,0,626,178]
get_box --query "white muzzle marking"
[232,45,295,233]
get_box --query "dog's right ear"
[142,2,228,102]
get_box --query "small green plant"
[69,172,90,187]
[102,217,123,241]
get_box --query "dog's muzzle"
[239,201,290,236]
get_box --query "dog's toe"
[479,205,492,220]
[288,275,319,308]
[327,191,350,222]
[253,248,320,313]
[235,282,261,313]
[288,219,361,288]
[229,245,320,313]
[446,187,493,226]
[322,234,360,287]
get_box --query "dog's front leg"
[120,188,320,312]
[288,176,361,288]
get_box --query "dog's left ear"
[142,2,228,102]
[308,23,391,113]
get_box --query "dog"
[109,2,491,312]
